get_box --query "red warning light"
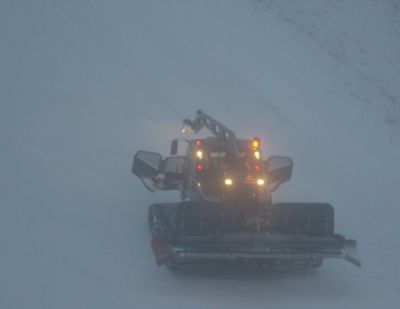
[196,164,203,172]
[195,140,202,146]
[255,164,260,172]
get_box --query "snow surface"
[1,0,400,308]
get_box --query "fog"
[1,0,399,308]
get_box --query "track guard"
[151,237,175,266]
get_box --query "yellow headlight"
[196,150,203,159]
[252,138,260,149]
[224,178,233,186]
[257,179,265,186]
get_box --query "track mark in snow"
[55,0,184,120]
[280,13,400,139]
[253,0,400,141]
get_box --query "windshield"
[207,146,254,171]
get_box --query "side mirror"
[170,139,178,155]
[132,151,163,192]
[132,151,162,177]
[264,156,293,191]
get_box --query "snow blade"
[171,234,361,268]
[343,239,361,267]
[148,203,361,269]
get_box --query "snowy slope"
[1,0,399,308]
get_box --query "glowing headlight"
[254,151,261,160]
[196,150,203,159]
[257,179,265,186]
[252,137,260,149]
[224,178,233,186]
